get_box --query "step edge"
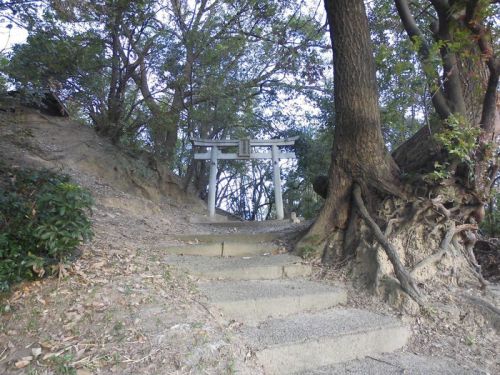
[255,325,410,375]
[207,289,348,304]
[253,322,408,349]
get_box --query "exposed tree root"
[383,194,487,290]
[460,293,500,319]
[463,240,489,289]
[384,217,404,237]
[409,200,432,224]
[353,184,424,306]
[411,222,456,277]
[313,179,489,311]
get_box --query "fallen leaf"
[32,347,42,358]
[170,323,190,331]
[32,264,45,277]
[75,348,86,359]
[42,351,62,360]
[39,341,57,351]
[92,261,106,269]
[14,359,31,368]
[10,291,22,302]
[88,301,107,312]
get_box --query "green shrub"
[0,166,93,291]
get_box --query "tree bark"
[296,0,402,255]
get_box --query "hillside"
[0,106,498,375]
[1,103,206,220]
[0,105,273,374]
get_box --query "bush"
[0,166,93,291]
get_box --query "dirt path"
[0,106,271,374]
[2,201,497,374]
[0,189,267,374]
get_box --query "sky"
[0,23,28,52]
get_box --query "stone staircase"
[198,279,347,323]
[164,233,477,374]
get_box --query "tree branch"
[394,0,451,119]
[431,1,467,115]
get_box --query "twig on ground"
[366,355,404,369]
[121,348,162,364]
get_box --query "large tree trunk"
[298,0,498,309]
[296,0,401,257]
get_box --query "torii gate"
[191,137,298,220]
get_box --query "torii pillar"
[271,145,284,220]
[208,145,218,218]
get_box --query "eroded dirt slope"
[0,107,263,374]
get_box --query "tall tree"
[299,0,401,244]
[298,0,499,305]
[135,0,327,165]
[6,0,326,162]
[392,0,499,194]
[6,0,155,144]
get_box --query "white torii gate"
[191,137,298,220]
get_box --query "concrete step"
[164,254,311,280]
[295,352,483,374]
[164,241,282,256]
[199,279,347,323]
[242,308,410,375]
[173,232,286,244]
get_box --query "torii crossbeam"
[191,137,298,220]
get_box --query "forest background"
[0,0,498,236]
